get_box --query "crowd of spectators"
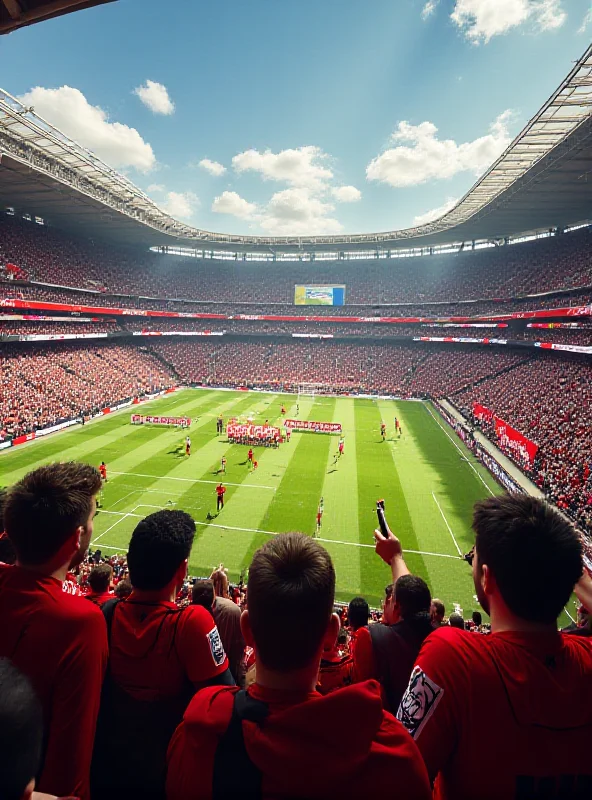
[0,319,119,337]
[455,354,592,530]
[2,212,592,308]
[0,342,175,440]
[0,464,591,800]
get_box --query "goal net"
[297,382,328,399]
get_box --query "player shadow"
[167,446,186,458]
[326,468,338,474]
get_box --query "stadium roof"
[0,43,591,256]
[0,0,115,35]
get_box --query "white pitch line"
[564,606,576,623]
[91,512,134,544]
[109,490,137,508]
[93,508,459,559]
[110,471,276,490]
[431,491,463,557]
[424,403,495,496]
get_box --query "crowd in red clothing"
[1,463,591,800]
[0,342,175,440]
[2,212,592,307]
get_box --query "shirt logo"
[207,626,226,667]
[397,665,444,740]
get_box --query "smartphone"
[376,499,389,538]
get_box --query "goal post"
[297,382,329,400]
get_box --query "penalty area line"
[110,470,276,490]
[93,509,459,559]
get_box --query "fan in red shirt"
[0,462,107,800]
[216,482,226,512]
[85,563,113,607]
[167,532,431,800]
[91,509,232,800]
[396,494,592,800]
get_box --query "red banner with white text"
[493,416,538,467]
[227,424,281,442]
[285,419,342,434]
[472,403,493,423]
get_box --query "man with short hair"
[167,533,431,800]
[86,563,113,607]
[353,574,434,712]
[448,612,465,629]
[397,494,592,799]
[192,578,215,610]
[430,598,445,627]
[0,462,107,800]
[91,510,232,800]
[348,595,370,632]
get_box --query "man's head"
[88,563,112,594]
[385,574,431,625]
[348,596,369,630]
[472,494,583,623]
[4,462,101,569]
[242,533,337,672]
[192,579,215,610]
[449,613,465,629]
[0,659,43,800]
[472,610,482,627]
[127,510,196,592]
[430,598,445,625]
[114,578,133,600]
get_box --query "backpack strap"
[212,690,269,800]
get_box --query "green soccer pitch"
[1,388,511,615]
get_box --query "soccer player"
[166,533,431,800]
[99,461,107,482]
[252,460,258,471]
[396,494,592,799]
[221,455,227,474]
[281,404,286,416]
[338,436,345,457]
[316,506,323,537]
[0,462,107,800]
[185,435,191,456]
[381,422,387,441]
[217,414,223,435]
[247,447,254,466]
[296,403,300,416]
[286,426,291,442]
[90,510,232,799]
[216,483,226,512]
[396,418,402,437]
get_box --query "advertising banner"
[294,285,346,306]
[227,423,281,443]
[131,414,191,426]
[493,416,538,466]
[472,403,493,423]
[284,419,342,434]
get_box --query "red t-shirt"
[317,652,354,695]
[0,564,108,800]
[248,450,253,460]
[351,625,375,682]
[167,680,431,800]
[216,485,226,498]
[85,590,113,608]
[397,626,592,799]
[108,599,229,699]
[99,465,107,479]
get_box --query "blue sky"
[1,0,591,236]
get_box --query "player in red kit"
[185,436,191,456]
[216,483,226,512]
[381,422,386,441]
[247,448,253,466]
[396,494,592,800]
[99,461,107,481]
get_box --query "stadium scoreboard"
[294,285,346,306]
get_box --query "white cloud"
[451,0,566,43]
[260,188,343,235]
[133,80,175,115]
[578,7,592,33]
[331,185,362,203]
[160,191,199,220]
[422,0,439,20]
[147,183,165,192]
[413,196,459,226]
[212,191,257,219]
[232,146,333,191]
[19,85,156,172]
[198,158,227,177]
[366,110,513,188]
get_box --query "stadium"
[1,2,592,799]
